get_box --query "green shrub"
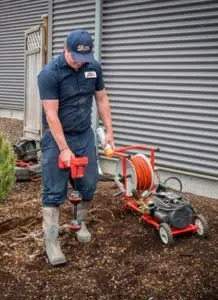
[0,133,16,202]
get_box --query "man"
[37,29,114,266]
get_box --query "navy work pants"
[40,127,99,206]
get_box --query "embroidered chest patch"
[84,71,97,78]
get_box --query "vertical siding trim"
[94,0,103,62]
[48,0,53,61]
[93,0,103,132]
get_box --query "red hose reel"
[114,145,156,197]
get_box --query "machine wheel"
[158,223,174,245]
[194,214,209,238]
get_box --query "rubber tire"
[158,223,174,245]
[194,214,209,238]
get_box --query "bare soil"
[0,117,217,300]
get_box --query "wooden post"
[41,14,48,64]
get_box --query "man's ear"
[64,41,68,52]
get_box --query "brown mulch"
[0,117,217,300]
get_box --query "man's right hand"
[60,147,75,167]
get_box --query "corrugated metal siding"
[0,0,48,111]
[102,0,218,178]
[51,0,96,58]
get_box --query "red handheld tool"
[58,155,88,230]
[58,155,88,178]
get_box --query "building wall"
[0,0,48,115]
[101,0,218,179]
[0,0,217,196]
[49,0,218,196]
[49,0,96,59]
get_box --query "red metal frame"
[125,200,198,236]
[113,145,198,237]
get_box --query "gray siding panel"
[51,0,96,58]
[102,0,218,177]
[0,0,48,111]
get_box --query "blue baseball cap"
[66,29,94,63]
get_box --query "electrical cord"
[163,176,183,193]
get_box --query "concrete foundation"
[99,157,218,199]
[0,109,24,120]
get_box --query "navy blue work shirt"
[37,52,105,133]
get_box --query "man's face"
[64,46,84,70]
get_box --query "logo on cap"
[77,44,91,52]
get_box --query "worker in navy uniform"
[37,29,114,266]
